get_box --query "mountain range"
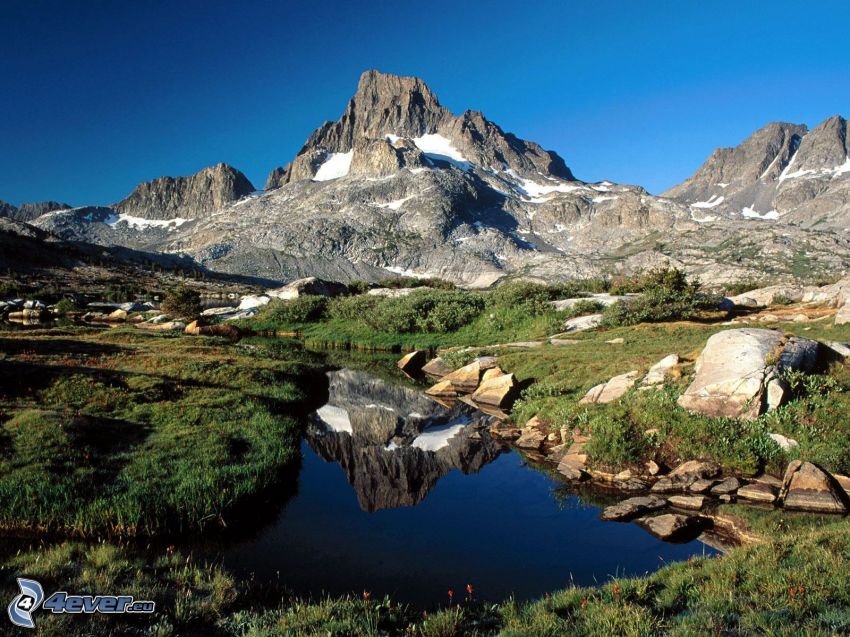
[3,70,850,287]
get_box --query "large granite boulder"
[397,350,427,375]
[471,372,519,408]
[780,461,849,514]
[637,513,709,541]
[836,302,850,326]
[678,329,819,419]
[268,276,349,300]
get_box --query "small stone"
[668,495,706,511]
[689,479,717,494]
[710,477,741,496]
[601,496,667,521]
[546,432,560,442]
[614,469,633,481]
[606,337,625,344]
[650,477,682,493]
[645,460,661,476]
[669,460,721,481]
[637,513,709,541]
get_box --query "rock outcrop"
[116,163,255,221]
[779,461,849,514]
[580,370,639,404]
[665,115,850,230]
[678,329,819,419]
[0,200,72,222]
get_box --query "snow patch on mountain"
[314,151,354,181]
[692,195,725,209]
[742,206,779,220]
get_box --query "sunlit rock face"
[306,369,504,512]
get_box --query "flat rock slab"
[580,370,639,404]
[669,460,721,481]
[667,495,706,511]
[737,482,778,503]
[835,301,850,325]
[425,380,458,398]
[439,360,482,392]
[637,513,709,541]
[601,496,667,521]
[563,313,603,332]
[422,357,453,377]
[688,479,717,494]
[710,477,741,496]
[781,461,849,514]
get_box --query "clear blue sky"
[2,0,848,206]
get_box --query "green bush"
[602,266,717,327]
[259,295,328,324]
[771,293,794,306]
[161,285,202,319]
[329,290,483,334]
[375,276,456,290]
[585,405,650,467]
[53,298,78,317]
[487,281,554,314]
[562,300,605,319]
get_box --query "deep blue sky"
[2,0,848,206]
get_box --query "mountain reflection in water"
[306,369,505,512]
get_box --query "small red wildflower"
[447,589,454,599]
[581,598,588,609]
[466,583,474,595]
[362,590,371,602]
[613,582,621,598]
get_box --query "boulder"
[668,495,706,511]
[605,337,625,345]
[641,354,679,388]
[557,456,589,481]
[768,433,799,452]
[834,474,850,498]
[688,479,717,494]
[515,427,546,451]
[824,341,850,358]
[637,513,709,541]
[551,294,633,311]
[600,496,667,521]
[471,373,519,408]
[579,370,639,404]
[237,294,271,311]
[669,460,721,481]
[268,277,348,300]
[198,323,241,339]
[482,367,505,381]
[710,477,741,495]
[367,287,420,298]
[780,461,848,514]
[563,313,603,332]
[438,360,482,392]
[397,350,427,375]
[422,357,453,377]
[137,320,185,331]
[835,301,850,325]
[737,482,778,503]
[184,320,201,335]
[677,329,818,420]
[108,309,128,321]
[424,380,458,398]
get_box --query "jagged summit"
[116,163,255,221]
[266,69,573,188]
[664,114,850,227]
[0,200,72,223]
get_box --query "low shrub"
[161,285,201,319]
[602,266,717,327]
[259,295,329,324]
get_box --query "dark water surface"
[217,369,716,606]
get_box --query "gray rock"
[710,477,741,495]
[637,513,709,541]
[737,482,777,503]
[268,277,348,300]
[678,329,819,420]
[600,496,667,521]
[580,370,639,404]
[780,460,849,514]
[667,495,706,510]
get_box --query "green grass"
[0,327,324,536]
[4,513,849,636]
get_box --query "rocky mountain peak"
[266,69,573,188]
[790,115,848,173]
[116,163,255,221]
[0,200,72,223]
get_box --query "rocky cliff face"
[14,72,850,286]
[664,116,850,228]
[0,200,72,222]
[115,163,255,221]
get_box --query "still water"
[218,369,715,606]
